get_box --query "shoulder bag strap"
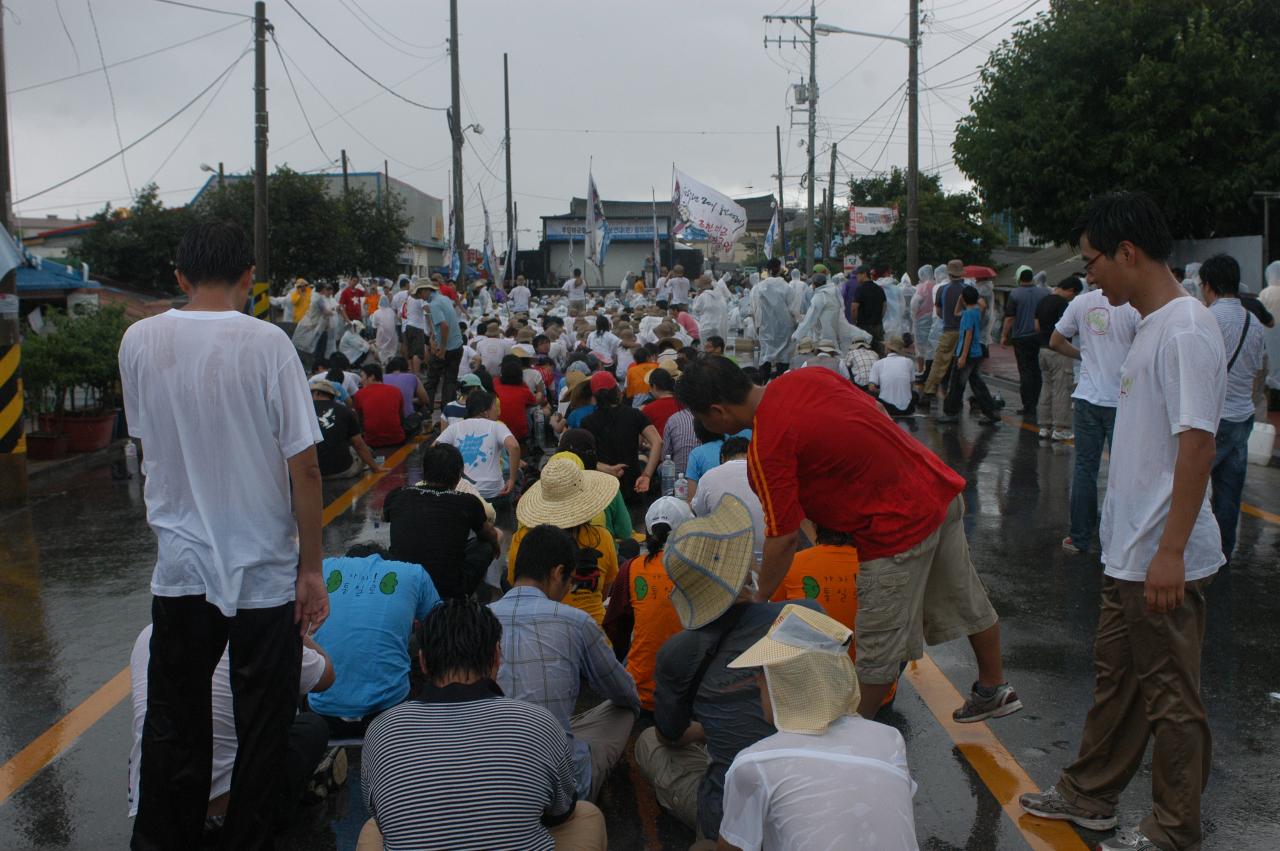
[1227,309,1251,372]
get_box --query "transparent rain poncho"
[912,265,936,359]
[1264,261,1280,390]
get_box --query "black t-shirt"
[853,280,887,328]
[582,404,652,471]
[1035,293,1070,347]
[383,486,487,599]
[314,399,362,476]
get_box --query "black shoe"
[935,414,960,424]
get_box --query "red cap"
[588,371,618,394]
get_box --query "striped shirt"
[361,680,577,851]
[1208,297,1266,422]
[663,408,698,474]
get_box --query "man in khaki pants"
[922,259,969,403]
[1035,277,1083,440]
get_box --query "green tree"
[953,0,1280,243]
[77,184,196,292]
[842,168,1002,271]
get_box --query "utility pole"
[906,0,920,279]
[763,3,818,273]
[218,161,225,190]
[775,125,787,260]
[503,52,513,285]
[827,142,837,267]
[0,0,26,507]
[253,1,269,288]
[341,149,349,194]
[382,159,388,209]
[448,0,466,283]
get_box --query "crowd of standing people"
[118,190,1275,850]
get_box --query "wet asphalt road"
[2,387,1278,850]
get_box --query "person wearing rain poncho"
[752,260,798,379]
[692,274,730,343]
[793,272,866,354]
[1263,260,1280,401]
[370,287,399,363]
[741,272,761,340]
[269,277,312,324]
[291,281,338,367]
[911,264,937,375]
[1180,261,1203,302]
[878,270,906,340]
[717,605,919,851]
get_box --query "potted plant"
[31,305,131,453]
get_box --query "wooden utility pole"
[826,143,837,267]
[775,125,787,261]
[253,1,269,286]
[0,0,26,507]
[341,149,349,194]
[448,0,466,283]
[804,1,817,273]
[503,53,513,284]
[906,0,920,278]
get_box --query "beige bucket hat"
[663,494,756,629]
[515,456,619,529]
[729,604,860,734]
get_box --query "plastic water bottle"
[659,456,676,496]
[124,441,140,478]
[674,472,689,501]
[533,409,546,447]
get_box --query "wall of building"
[1172,236,1265,293]
[544,242,657,289]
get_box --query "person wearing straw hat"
[602,496,694,706]
[675,357,1019,725]
[554,430,634,544]
[716,605,919,851]
[491,523,640,803]
[635,495,821,842]
[310,376,382,479]
[869,335,920,417]
[504,455,622,628]
[403,280,433,376]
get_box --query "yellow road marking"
[1001,414,1278,526]
[0,436,425,807]
[908,653,1090,851]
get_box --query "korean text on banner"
[671,169,748,255]
[848,206,899,236]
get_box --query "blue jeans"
[1211,416,1253,563]
[1068,399,1117,549]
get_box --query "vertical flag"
[585,170,610,267]
[651,188,662,284]
[764,203,779,259]
[567,231,575,277]
[503,206,517,289]
[481,195,499,284]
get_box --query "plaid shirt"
[846,346,880,387]
[664,408,698,475]
[490,586,639,798]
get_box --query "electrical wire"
[152,0,252,18]
[146,39,251,184]
[269,31,334,165]
[280,0,447,111]
[52,0,81,71]
[344,0,445,53]
[86,0,133,198]
[15,47,252,205]
[335,0,442,61]
[10,21,244,95]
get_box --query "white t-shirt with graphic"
[1100,297,1225,582]
[1055,289,1140,407]
[435,418,515,498]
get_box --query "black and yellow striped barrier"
[0,343,23,455]
[251,282,269,319]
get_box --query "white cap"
[645,496,694,534]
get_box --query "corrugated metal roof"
[17,256,101,293]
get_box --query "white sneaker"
[1038,427,1051,439]
[1052,429,1074,441]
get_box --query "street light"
[200,161,225,189]
[814,22,910,45]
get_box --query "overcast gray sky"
[6,0,1047,243]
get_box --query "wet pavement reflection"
[2,401,1278,849]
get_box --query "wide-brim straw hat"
[663,494,756,630]
[516,456,619,529]
[484,324,501,337]
[516,327,535,343]
[729,604,860,734]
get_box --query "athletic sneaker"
[1052,429,1074,441]
[1018,785,1118,831]
[953,681,1023,723]
[1038,426,1052,438]
[1062,536,1084,555]
[305,746,348,802]
[1098,828,1159,850]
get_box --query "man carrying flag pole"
[651,188,663,290]
[764,202,780,260]
[585,166,610,290]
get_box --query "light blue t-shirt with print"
[308,555,440,718]
[955,308,985,358]
[686,428,753,483]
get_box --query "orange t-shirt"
[506,524,618,630]
[625,362,658,398]
[626,552,683,711]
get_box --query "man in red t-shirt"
[640,364,683,437]
[338,275,365,321]
[353,363,406,448]
[675,357,1019,723]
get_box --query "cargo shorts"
[854,494,999,684]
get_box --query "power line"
[146,40,251,183]
[344,0,444,52]
[269,31,334,165]
[152,0,252,18]
[15,47,252,205]
[9,21,244,95]
[86,0,133,198]
[52,0,81,72]
[279,0,447,111]
[335,0,444,60]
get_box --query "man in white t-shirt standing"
[509,274,532,313]
[1021,192,1225,851]
[667,265,691,309]
[563,268,588,311]
[1052,283,1140,554]
[119,222,328,850]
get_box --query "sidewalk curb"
[26,439,127,481]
